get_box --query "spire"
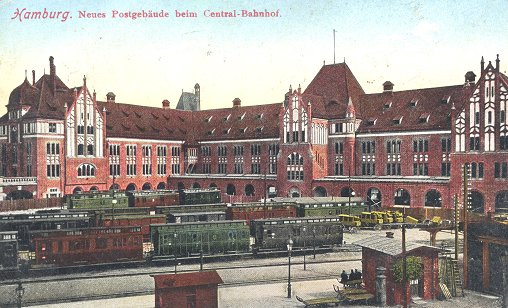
[496,54,500,72]
[481,56,485,74]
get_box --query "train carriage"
[126,190,180,208]
[150,220,250,258]
[0,231,18,269]
[30,226,144,266]
[179,188,222,205]
[273,196,368,217]
[155,203,227,216]
[226,202,297,223]
[67,191,129,209]
[98,213,166,241]
[0,210,90,249]
[167,211,226,224]
[250,217,344,251]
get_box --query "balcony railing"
[0,177,37,186]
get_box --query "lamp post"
[312,226,316,259]
[348,190,356,215]
[111,197,117,226]
[287,237,293,298]
[15,282,24,308]
[302,226,307,271]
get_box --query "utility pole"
[463,164,470,288]
[454,194,459,261]
[333,29,337,64]
[402,224,408,308]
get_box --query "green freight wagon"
[150,220,250,257]
[271,196,367,217]
[67,191,129,209]
[179,188,222,205]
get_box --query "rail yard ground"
[1,228,503,307]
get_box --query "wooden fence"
[0,198,64,212]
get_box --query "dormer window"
[256,126,264,133]
[384,102,392,109]
[392,116,403,125]
[419,113,430,123]
[441,95,451,104]
[223,114,231,122]
[255,113,264,119]
[239,127,247,134]
[366,118,377,126]
[205,115,213,122]
[223,128,231,135]
[238,112,246,121]
[207,128,215,135]
[409,99,418,107]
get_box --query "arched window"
[77,144,84,155]
[495,191,508,213]
[142,183,152,190]
[367,187,382,209]
[245,184,255,196]
[226,184,236,195]
[469,190,484,213]
[313,186,327,197]
[425,189,442,207]
[192,182,201,189]
[87,144,94,155]
[394,189,411,206]
[157,182,166,190]
[77,163,96,177]
[126,183,136,191]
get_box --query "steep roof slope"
[303,63,365,119]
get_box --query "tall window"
[142,145,152,176]
[217,145,227,174]
[109,144,120,176]
[413,138,428,176]
[287,152,304,181]
[126,145,136,176]
[361,140,376,175]
[441,138,451,176]
[334,141,344,176]
[46,142,60,178]
[26,142,32,176]
[494,162,508,179]
[233,146,243,174]
[171,146,180,174]
[157,145,167,176]
[269,144,278,174]
[77,163,96,177]
[386,139,401,175]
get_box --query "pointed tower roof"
[303,63,365,119]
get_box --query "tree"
[392,256,423,283]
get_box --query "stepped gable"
[98,100,191,140]
[357,85,467,133]
[303,63,365,119]
[192,102,281,142]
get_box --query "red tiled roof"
[357,85,471,133]
[303,63,365,119]
[191,103,281,142]
[98,101,192,140]
[152,271,223,289]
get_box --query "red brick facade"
[0,56,506,213]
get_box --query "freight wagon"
[226,201,297,223]
[150,220,250,257]
[126,190,180,208]
[179,188,222,205]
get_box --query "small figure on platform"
[349,269,355,281]
[354,269,362,280]
[340,270,348,283]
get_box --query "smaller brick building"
[354,235,440,306]
[152,271,223,308]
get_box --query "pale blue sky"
[1,0,507,113]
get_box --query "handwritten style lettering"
[11,8,71,22]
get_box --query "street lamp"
[302,226,307,271]
[348,190,356,215]
[111,197,117,226]
[287,237,293,298]
[15,282,24,308]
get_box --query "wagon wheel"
[373,224,382,231]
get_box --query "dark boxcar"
[226,202,297,224]
[270,196,367,217]
[155,204,226,216]
[31,226,144,266]
[150,220,250,257]
[179,188,222,205]
[127,190,180,208]
[167,211,226,223]
[0,231,18,269]
[0,210,90,249]
[251,217,344,251]
[67,191,129,209]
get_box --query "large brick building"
[0,55,506,214]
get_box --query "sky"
[0,0,507,114]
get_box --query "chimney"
[162,99,170,109]
[464,71,476,85]
[233,97,241,108]
[383,81,394,93]
[93,90,96,103]
[106,92,116,103]
[32,70,35,86]
[49,56,56,94]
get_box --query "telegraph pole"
[333,29,336,64]
[462,164,470,288]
